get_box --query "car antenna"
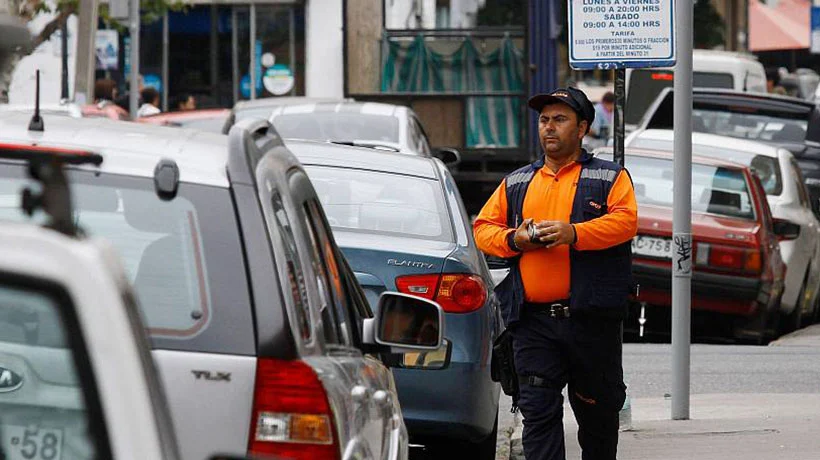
[28,70,44,132]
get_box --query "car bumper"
[633,262,776,316]
[392,362,499,443]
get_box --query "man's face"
[603,101,614,112]
[538,103,586,159]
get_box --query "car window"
[270,191,314,344]
[598,152,755,219]
[271,112,400,143]
[305,165,453,242]
[0,281,112,460]
[0,166,254,355]
[626,70,734,125]
[300,200,354,346]
[629,138,784,196]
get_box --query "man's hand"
[533,221,576,249]
[512,219,546,252]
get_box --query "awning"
[749,0,810,51]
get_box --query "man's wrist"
[571,224,578,245]
[507,230,522,252]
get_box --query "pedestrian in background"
[766,67,786,95]
[173,93,197,111]
[89,78,129,120]
[137,87,161,118]
[474,87,637,460]
[590,91,615,140]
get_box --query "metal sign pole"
[672,0,693,421]
[128,0,140,119]
[613,68,625,167]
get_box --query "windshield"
[597,153,755,219]
[691,108,808,143]
[0,164,254,355]
[626,70,734,125]
[629,137,783,196]
[272,112,400,143]
[304,165,453,242]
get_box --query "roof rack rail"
[0,143,104,237]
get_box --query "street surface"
[496,324,820,460]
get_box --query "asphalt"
[496,324,820,460]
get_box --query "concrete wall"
[346,0,382,94]
[306,0,344,98]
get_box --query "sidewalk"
[495,325,820,460]
[501,393,820,460]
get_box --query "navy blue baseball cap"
[527,87,596,128]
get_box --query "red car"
[597,148,792,343]
[137,108,230,133]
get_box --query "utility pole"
[73,0,99,105]
[128,0,140,118]
[672,0,694,420]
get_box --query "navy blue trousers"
[512,309,626,460]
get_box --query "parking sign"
[568,0,676,69]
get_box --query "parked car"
[632,87,820,208]
[266,100,460,165]
[625,50,767,132]
[222,97,352,134]
[626,130,820,329]
[286,140,500,459]
[0,147,183,460]
[138,108,231,133]
[0,111,444,460]
[0,146,271,460]
[596,147,790,342]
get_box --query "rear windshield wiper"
[328,140,401,152]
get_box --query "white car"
[626,129,820,329]
[267,100,461,165]
[0,221,184,460]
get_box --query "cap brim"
[527,94,572,112]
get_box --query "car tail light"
[396,273,487,313]
[248,359,339,460]
[695,242,761,274]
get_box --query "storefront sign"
[263,64,294,96]
[95,30,119,71]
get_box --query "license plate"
[1,425,63,460]
[632,235,672,259]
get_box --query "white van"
[625,50,767,131]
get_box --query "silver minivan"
[0,111,444,460]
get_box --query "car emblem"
[0,365,23,392]
[387,258,435,269]
[652,222,660,229]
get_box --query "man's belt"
[525,300,571,319]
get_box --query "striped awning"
[749,0,810,51]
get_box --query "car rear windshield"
[0,164,255,355]
[272,112,399,143]
[597,154,755,219]
[629,137,783,196]
[303,165,453,242]
[690,108,808,143]
[626,70,734,125]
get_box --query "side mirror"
[773,218,800,240]
[433,147,461,167]
[363,292,444,351]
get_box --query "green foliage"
[694,0,726,48]
[97,0,186,28]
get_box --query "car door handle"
[351,385,371,403]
